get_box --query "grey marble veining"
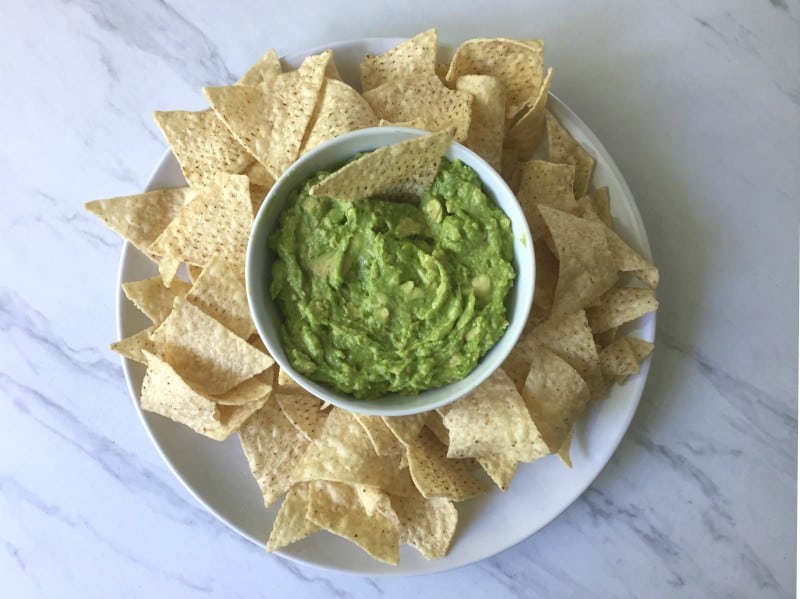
[1,0,797,597]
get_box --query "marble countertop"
[1,0,797,597]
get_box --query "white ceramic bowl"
[245,126,535,416]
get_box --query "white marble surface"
[1,0,797,597]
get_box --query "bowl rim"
[245,125,535,416]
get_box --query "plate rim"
[115,36,656,576]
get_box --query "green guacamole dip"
[269,159,516,399]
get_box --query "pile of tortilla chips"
[85,29,659,565]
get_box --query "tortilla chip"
[140,349,266,441]
[557,427,574,468]
[504,67,553,160]
[307,480,400,565]
[407,427,488,501]
[500,148,523,193]
[530,239,559,325]
[516,160,578,240]
[110,326,154,364]
[205,52,328,179]
[441,368,548,462]
[477,454,519,491]
[582,187,612,228]
[603,226,660,289]
[446,38,544,118]
[362,75,472,142]
[153,110,257,187]
[122,277,191,325]
[237,48,282,88]
[267,481,320,552]
[148,173,253,274]
[360,29,438,92]
[382,413,429,446]
[586,287,659,333]
[455,74,505,171]
[238,395,310,507]
[292,408,412,496]
[84,187,191,261]
[185,254,255,339]
[148,298,274,395]
[274,391,328,441]
[391,492,458,560]
[625,336,655,363]
[532,309,604,398]
[539,205,618,314]
[521,345,590,452]
[309,128,453,201]
[598,335,641,378]
[276,366,303,390]
[212,375,272,406]
[545,110,595,198]
[353,414,406,457]
[300,78,378,154]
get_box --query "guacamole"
[269,159,516,399]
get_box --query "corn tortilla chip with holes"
[382,413,429,447]
[267,481,320,552]
[238,395,310,507]
[586,287,659,333]
[391,492,458,560]
[309,128,453,201]
[237,48,282,88]
[362,76,472,142]
[455,74,506,171]
[148,172,253,275]
[205,52,329,179]
[441,368,548,462]
[532,309,604,399]
[545,110,595,198]
[521,345,591,453]
[300,78,378,154]
[212,375,272,406]
[598,336,641,378]
[353,414,406,457]
[602,226,660,288]
[477,454,519,491]
[274,391,328,441]
[407,427,489,501]
[516,160,578,240]
[446,38,544,119]
[539,204,618,315]
[153,110,258,187]
[140,350,267,441]
[110,326,155,364]
[148,298,274,395]
[360,29,438,92]
[84,187,191,262]
[292,408,414,496]
[185,254,255,339]
[307,480,400,565]
[504,67,554,160]
[122,277,191,325]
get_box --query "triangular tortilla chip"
[516,160,578,240]
[140,349,266,441]
[391,492,458,560]
[446,38,544,119]
[148,298,273,395]
[237,48,282,88]
[267,481,320,552]
[353,414,407,457]
[309,128,453,201]
[477,454,519,491]
[110,326,155,364]
[441,368,548,462]
[539,205,618,314]
[84,187,191,260]
[300,78,378,154]
[545,110,595,198]
[238,395,310,507]
[307,480,400,565]
[148,173,253,273]
[586,287,659,333]
[363,75,472,142]
[454,74,505,171]
[521,345,590,452]
[504,67,553,160]
[185,254,255,339]
[360,29,438,92]
[122,277,191,325]
[274,391,328,441]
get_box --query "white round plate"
[117,38,656,576]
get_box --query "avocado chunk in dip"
[269,159,516,399]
